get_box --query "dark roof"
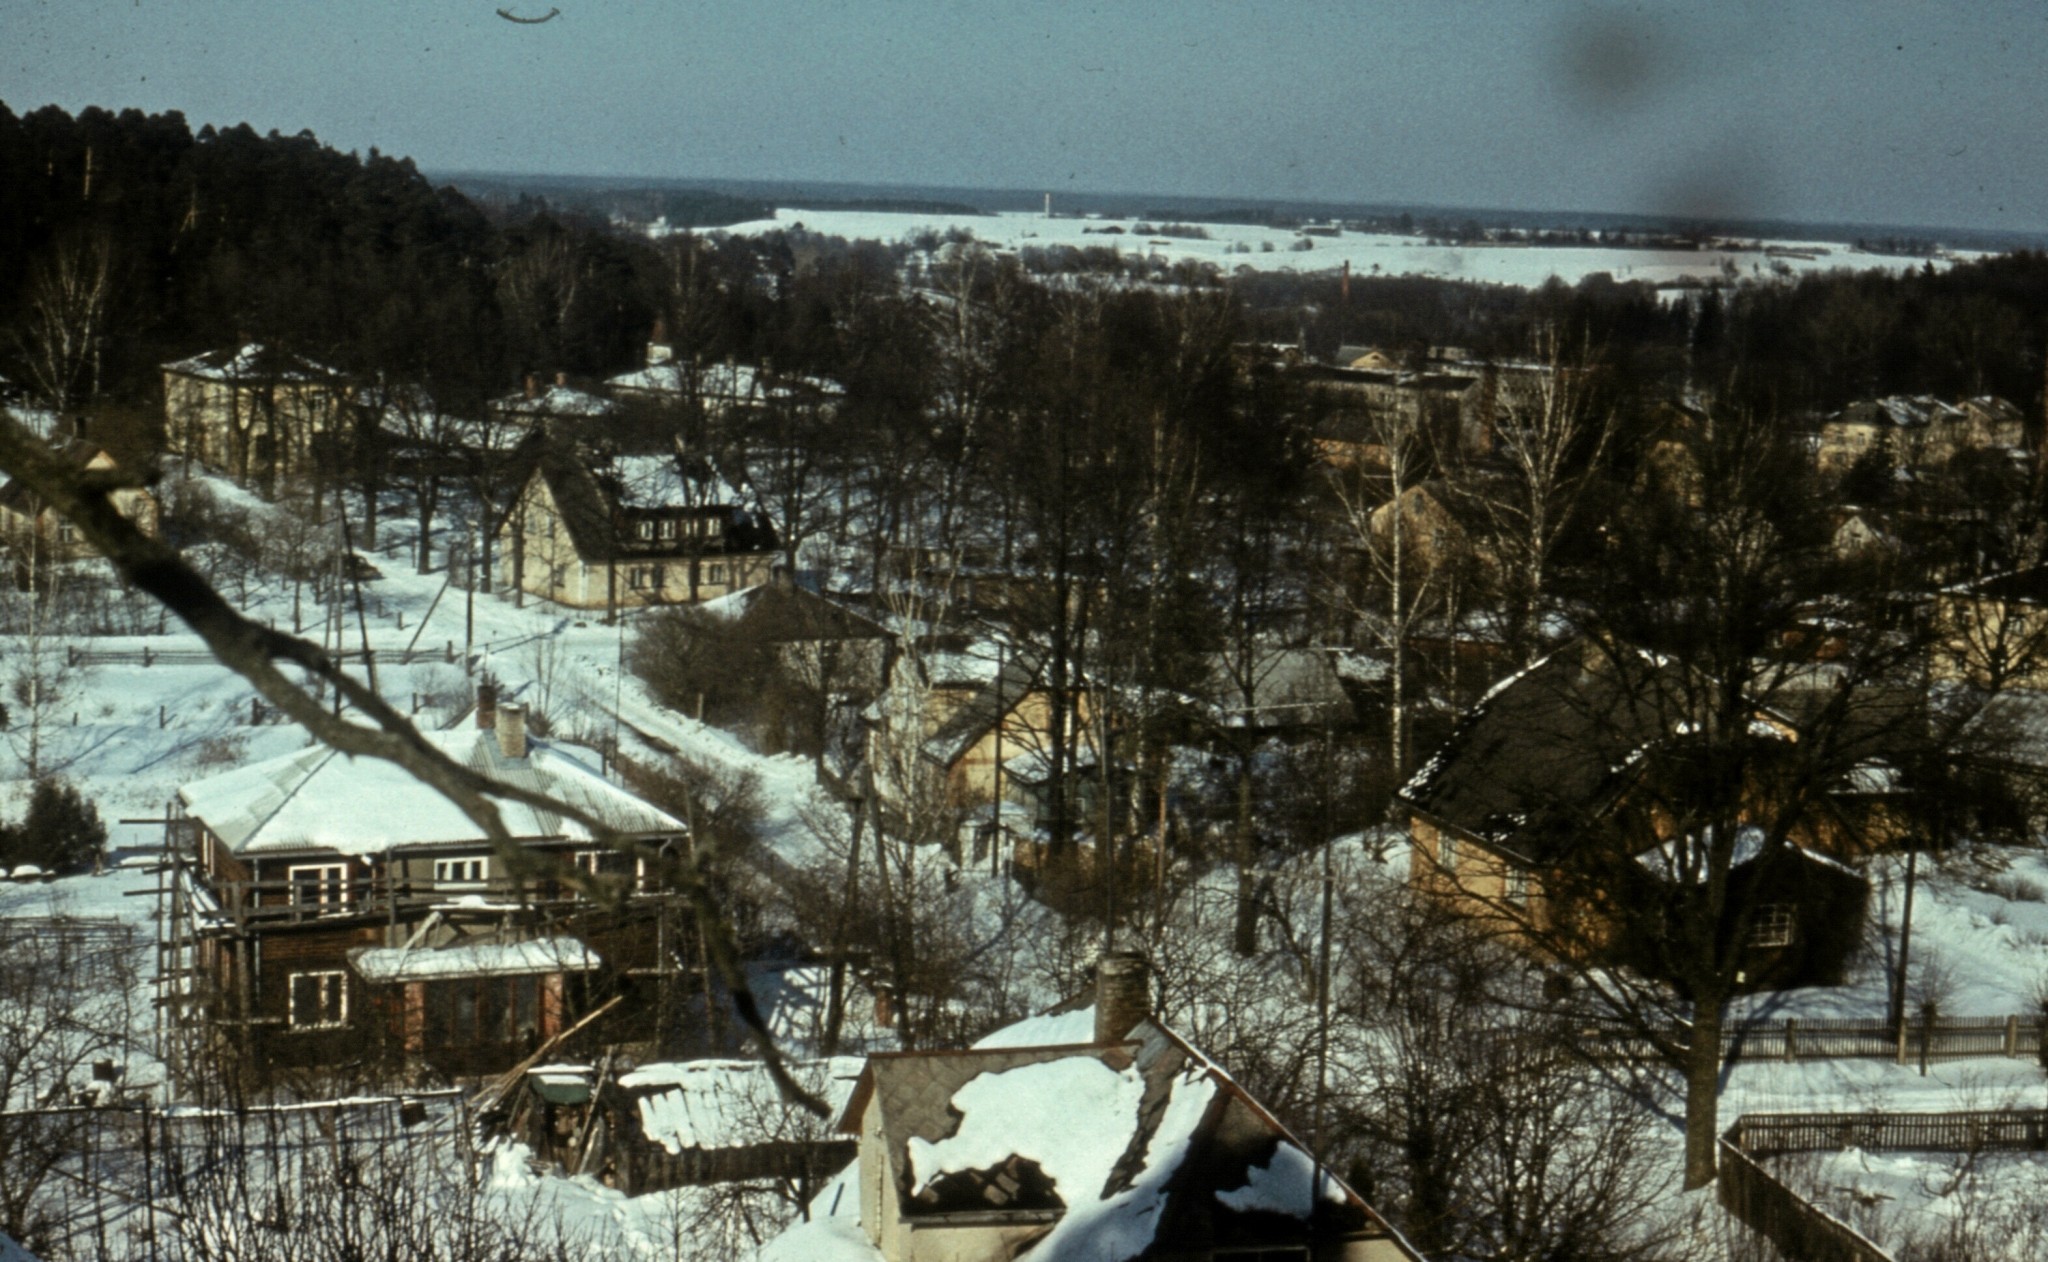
[714,581,891,644]
[1399,646,1667,857]
[1952,566,2048,607]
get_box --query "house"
[1815,395,2028,475]
[1201,645,1358,737]
[1398,644,1882,989]
[759,952,1424,1262]
[170,691,688,1078]
[1933,566,2048,691]
[496,436,778,611]
[608,358,843,428]
[0,433,160,566]
[161,342,350,490]
[890,648,1106,831]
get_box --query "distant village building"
[496,437,778,611]
[1815,395,2027,474]
[161,343,349,490]
[489,372,617,428]
[1309,344,1555,464]
[170,693,686,1079]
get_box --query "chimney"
[71,415,88,441]
[475,679,497,730]
[523,373,539,401]
[554,370,569,388]
[496,704,527,760]
[647,318,673,367]
[1093,951,1149,1045]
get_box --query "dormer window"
[434,857,487,889]
[659,518,678,539]
[636,520,656,540]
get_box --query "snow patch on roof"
[1029,1066,1218,1261]
[1215,1140,1348,1217]
[907,1055,1145,1200]
[971,1005,1097,1050]
[622,1056,864,1154]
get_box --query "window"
[422,975,541,1049]
[705,516,723,537]
[1438,834,1458,874]
[704,563,727,586]
[659,518,678,539]
[289,971,347,1029]
[434,857,487,888]
[628,565,659,591]
[288,863,349,910]
[636,519,656,540]
[1750,903,1797,949]
[573,849,639,894]
[1504,866,1530,905]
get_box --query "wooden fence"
[1718,1107,2048,1262]
[1729,1108,2048,1157]
[1718,1136,1896,1262]
[1580,1014,2044,1065]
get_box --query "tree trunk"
[1682,998,1724,1189]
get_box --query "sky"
[6,0,2048,233]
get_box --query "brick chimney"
[554,370,569,387]
[1094,951,1149,1044]
[496,704,527,760]
[475,679,497,730]
[522,373,539,400]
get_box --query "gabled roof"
[513,439,777,563]
[162,342,344,384]
[179,729,683,856]
[695,580,892,644]
[919,650,1047,769]
[828,1009,1417,1260]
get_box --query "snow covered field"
[706,207,1970,288]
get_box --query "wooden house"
[496,436,778,612]
[1817,395,2028,475]
[1398,643,1888,990]
[760,952,1424,1262]
[172,695,687,1079]
[161,343,349,491]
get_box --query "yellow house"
[496,440,777,612]
[1934,567,2048,691]
[162,343,349,490]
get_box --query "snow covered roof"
[163,342,344,384]
[607,360,843,403]
[824,1015,1415,1261]
[494,384,616,417]
[179,730,683,856]
[618,1056,864,1154]
[349,935,599,982]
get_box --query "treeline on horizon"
[5,101,2048,430]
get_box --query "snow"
[620,1056,863,1154]
[494,384,615,417]
[755,1163,879,1262]
[708,208,1971,289]
[906,1054,1147,1199]
[163,342,340,383]
[179,729,682,855]
[1214,1141,1347,1217]
[348,935,600,982]
[1027,1066,1217,1261]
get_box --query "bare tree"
[12,230,118,413]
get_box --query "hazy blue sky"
[6,1,2046,231]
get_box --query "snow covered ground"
[706,207,1972,288]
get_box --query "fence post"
[143,646,152,668]
[1784,1017,1798,1062]
[2007,1014,2020,1058]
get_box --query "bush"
[0,778,108,873]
